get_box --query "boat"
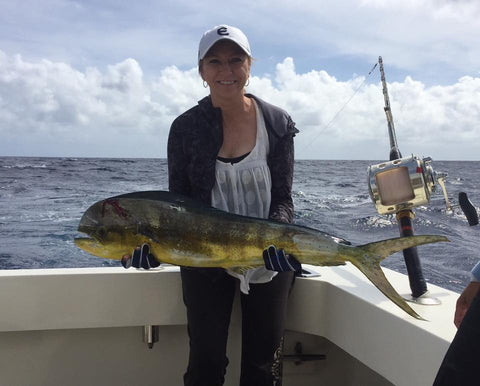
[0,263,457,385]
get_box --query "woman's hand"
[454,281,480,328]
[121,243,161,269]
[263,245,301,273]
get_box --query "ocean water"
[1,156,479,293]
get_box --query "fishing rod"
[378,56,428,301]
[379,57,401,161]
[367,56,450,304]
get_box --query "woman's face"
[200,40,251,102]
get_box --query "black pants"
[433,290,480,385]
[181,267,294,386]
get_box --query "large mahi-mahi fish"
[74,191,448,320]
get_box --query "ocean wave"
[335,182,356,188]
[89,167,117,172]
[13,184,29,193]
[354,215,396,228]
[2,163,48,170]
[449,177,464,185]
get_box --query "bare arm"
[454,281,480,328]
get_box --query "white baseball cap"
[198,25,252,61]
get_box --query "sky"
[1,0,479,160]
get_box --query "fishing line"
[299,62,378,154]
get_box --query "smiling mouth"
[218,80,236,85]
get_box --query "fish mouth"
[74,232,129,261]
[74,226,109,254]
[74,236,102,251]
[74,236,118,259]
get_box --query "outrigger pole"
[378,56,430,300]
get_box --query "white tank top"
[211,99,277,293]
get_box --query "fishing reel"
[367,155,450,215]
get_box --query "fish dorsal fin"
[111,190,203,207]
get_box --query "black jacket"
[167,94,298,223]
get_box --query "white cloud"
[1,51,479,159]
[0,51,203,145]
[248,58,480,159]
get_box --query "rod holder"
[396,211,440,304]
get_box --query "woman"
[167,25,299,385]
[126,24,299,385]
[168,25,298,386]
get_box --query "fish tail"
[345,235,449,320]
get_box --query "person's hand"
[121,243,161,269]
[454,281,480,328]
[263,245,301,273]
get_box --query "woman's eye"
[230,57,243,64]
[208,59,220,65]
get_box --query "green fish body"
[75,191,448,320]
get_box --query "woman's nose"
[220,61,233,72]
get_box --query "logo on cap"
[217,27,229,36]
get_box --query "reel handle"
[459,192,479,226]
